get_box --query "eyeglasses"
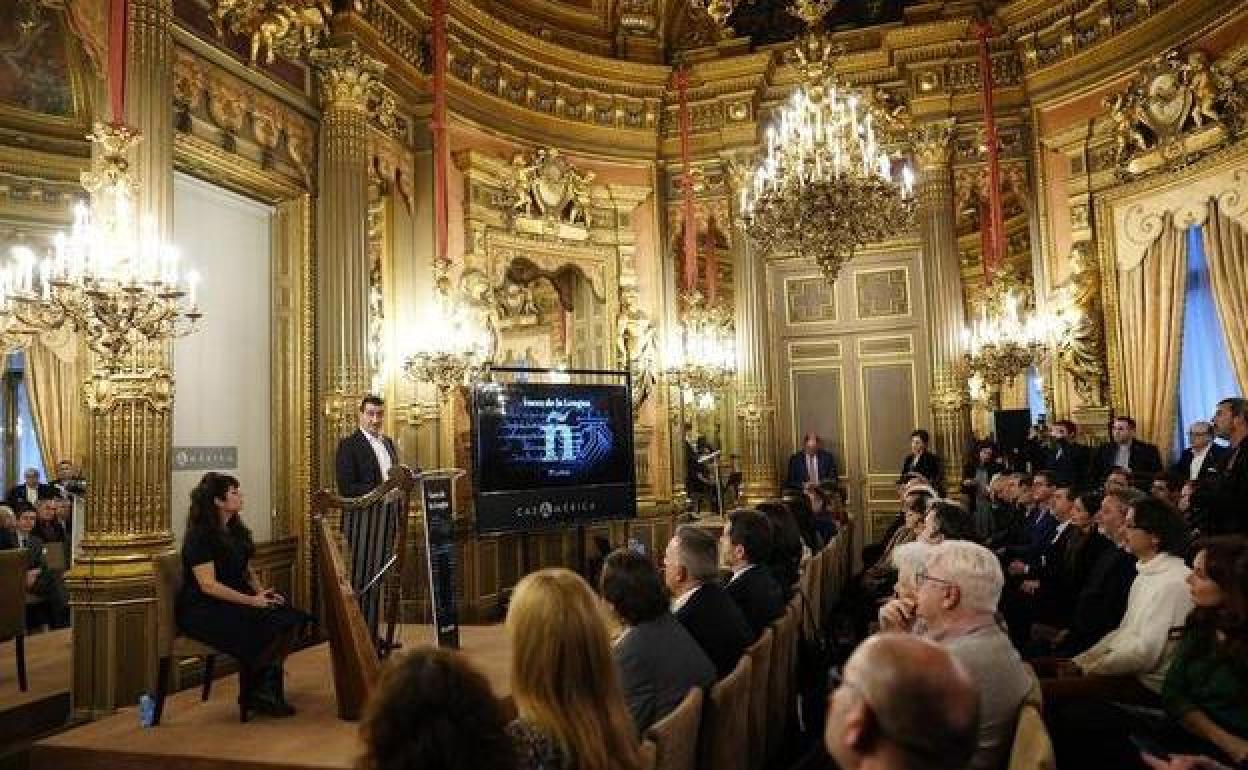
[915,569,956,588]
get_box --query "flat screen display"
[472,381,637,533]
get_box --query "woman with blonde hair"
[506,568,642,770]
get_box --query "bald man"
[824,633,979,770]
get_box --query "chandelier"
[401,260,493,394]
[739,32,916,282]
[665,290,736,408]
[961,284,1069,392]
[1,124,201,363]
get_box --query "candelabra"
[666,290,736,407]
[960,285,1069,394]
[739,26,916,282]
[0,124,201,364]
[401,259,493,394]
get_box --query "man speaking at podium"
[335,395,400,644]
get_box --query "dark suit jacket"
[1045,440,1090,487]
[1059,545,1136,656]
[901,451,943,491]
[1093,440,1164,486]
[1171,444,1228,482]
[614,613,716,732]
[334,429,399,498]
[1206,443,1248,535]
[5,483,58,509]
[725,565,784,639]
[1007,508,1059,571]
[784,449,838,490]
[673,583,753,678]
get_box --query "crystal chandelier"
[401,260,493,394]
[961,285,1069,392]
[739,31,916,282]
[1,124,201,363]
[665,290,736,407]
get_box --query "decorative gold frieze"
[211,0,332,65]
[311,43,386,112]
[1014,0,1178,72]
[501,146,596,230]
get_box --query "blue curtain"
[1175,225,1242,455]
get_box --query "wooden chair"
[0,550,29,691]
[765,604,797,762]
[152,552,233,725]
[698,655,751,770]
[1007,703,1056,770]
[643,687,703,770]
[639,738,657,770]
[743,628,773,770]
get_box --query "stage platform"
[30,625,509,770]
[0,629,71,746]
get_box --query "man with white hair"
[912,539,1032,770]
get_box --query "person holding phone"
[177,472,313,719]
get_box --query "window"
[1,351,47,488]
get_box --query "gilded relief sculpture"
[617,285,657,415]
[1056,243,1108,407]
[501,146,596,233]
[211,0,332,65]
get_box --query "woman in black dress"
[177,472,312,719]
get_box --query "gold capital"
[910,118,956,171]
[311,42,386,112]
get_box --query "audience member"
[52,459,87,499]
[876,541,931,633]
[1152,473,1185,506]
[506,568,642,770]
[785,432,838,491]
[900,429,943,494]
[6,467,56,510]
[757,501,804,594]
[1174,422,1227,482]
[1208,397,1248,535]
[722,508,785,637]
[33,496,67,547]
[359,646,516,770]
[784,491,825,553]
[1047,420,1090,488]
[807,482,845,544]
[662,526,752,676]
[1001,471,1060,574]
[11,505,69,629]
[1029,490,1114,651]
[1002,478,1077,649]
[599,548,715,733]
[961,442,1005,538]
[912,540,1032,770]
[1094,416,1163,488]
[823,633,979,770]
[919,500,978,545]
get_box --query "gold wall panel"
[790,367,847,476]
[860,363,917,477]
[789,340,843,361]
[857,335,914,357]
[854,267,911,320]
[785,276,839,324]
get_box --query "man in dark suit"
[334,395,402,640]
[1003,471,1060,574]
[900,429,943,494]
[784,432,838,491]
[1172,420,1227,482]
[722,508,784,638]
[1092,415,1163,488]
[663,526,753,677]
[1207,397,1248,535]
[601,548,715,732]
[6,468,57,510]
[6,506,69,629]
[1045,420,1090,488]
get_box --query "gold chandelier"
[961,282,1070,393]
[401,259,493,395]
[1,124,202,363]
[666,289,736,409]
[739,29,916,282]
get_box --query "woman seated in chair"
[177,472,313,718]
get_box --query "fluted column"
[913,119,971,482]
[67,0,176,718]
[311,44,384,480]
[729,164,779,502]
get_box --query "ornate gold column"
[913,118,971,482]
[66,0,176,718]
[729,169,779,503]
[310,44,384,479]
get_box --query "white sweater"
[1074,551,1192,692]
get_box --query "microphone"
[697,450,721,465]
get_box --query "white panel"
[171,173,274,542]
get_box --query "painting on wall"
[0,4,77,119]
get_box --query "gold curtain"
[1202,198,1248,393]
[24,327,82,472]
[1116,212,1186,455]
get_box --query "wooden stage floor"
[0,629,72,745]
[31,625,508,770]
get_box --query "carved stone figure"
[498,280,539,318]
[1186,51,1225,128]
[501,146,597,227]
[1105,90,1150,163]
[617,286,657,414]
[212,0,331,65]
[1056,244,1107,407]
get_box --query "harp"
[312,464,418,719]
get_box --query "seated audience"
[1173,421,1226,482]
[860,490,932,596]
[920,499,979,545]
[1028,490,1114,651]
[359,646,516,770]
[177,473,313,718]
[1000,471,1059,571]
[784,491,825,553]
[599,548,715,733]
[1208,397,1248,535]
[757,501,804,594]
[876,541,932,633]
[1002,478,1077,648]
[885,539,1031,770]
[961,442,1005,537]
[6,467,56,509]
[1047,419,1090,488]
[33,496,68,548]
[9,504,69,628]
[1095,416,1164,489]
[985,474,1029,549]
[662,525,753,677]
[722,508,785,637]
[824,633,979,770]
[806,482,844,545]
[900,429,943,494]
[1105,466,1135,494]
[785,432,838,491]
[506,568,641,770]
